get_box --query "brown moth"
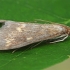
[0,20,70,50]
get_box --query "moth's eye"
[0,23,5,27]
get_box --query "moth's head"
[66,26,70,35]
[61,24,70,35]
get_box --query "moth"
[0,20,70,50]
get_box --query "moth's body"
[0,20,70,50]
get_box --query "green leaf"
[0,0,70,70]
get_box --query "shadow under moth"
[0,20,70,50]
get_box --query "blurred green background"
[0,0,70,70]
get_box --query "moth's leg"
[49,34,68,43]
[31,41,43,49]
[12,48,20,53]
